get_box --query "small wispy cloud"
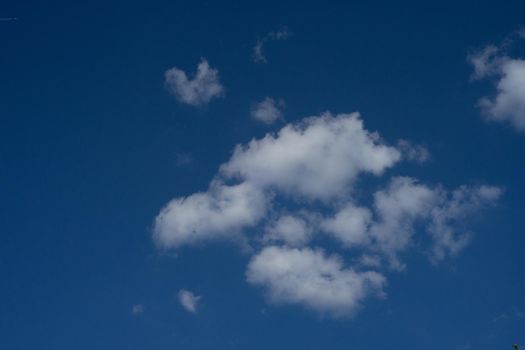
[178,289,201,313]
[492,306,525,323]
[132,304,144,315]
[175,153,193,167]
[252,27,292,63]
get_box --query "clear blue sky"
[1,1,524,349]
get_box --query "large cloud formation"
[221,113,401,200]
[153,112,501,317]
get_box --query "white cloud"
[317,178,501,270]
[369,177,440,269]
[478,59,525,130]
[468,45,502,80]
[153,111,502,317]
[427,185,502,262]
[246,246,386,317]
[153,181,268,249]
[358,255,382,268]
[397,140,430,163]
[165,59,224,107]
[178,289,201,313]
[468,40,525,131]
[251,97,285,124]
[252,27,291,63]
[322,204,372,247]
[367,177,502,268]
[132,304,144,315]
[221,112,401,200]
[263,214,313,247]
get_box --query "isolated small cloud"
[165,59,224,107]
[468,33,525,131]
[132,304,144,315]
[251,97,285,124]
[175,153,193,167]
[252,27,292,63]
[178,289,201,313]
[253,41,266,64]
[246,246,386,317]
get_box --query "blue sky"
[1,1,525,349]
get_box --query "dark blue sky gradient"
[1,1,524,349]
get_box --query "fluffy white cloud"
[479,59,525,130]
[178,289,201,313]
[154,112,404,249]
[251,97,285,124]
[468,43,525,131]
[153,181,268,249]
[369,177,440,269]
[246,246,386,317]
[322,204,372,247]
[263,214,314,247]
[318,178,502,269]
[221,112,401,200]
[153,111,502,318]
[165,59,224,107]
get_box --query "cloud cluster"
[154,112,501,317]
[468,35,525,131]
[165,59,224,107]
[251,97,285,124]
